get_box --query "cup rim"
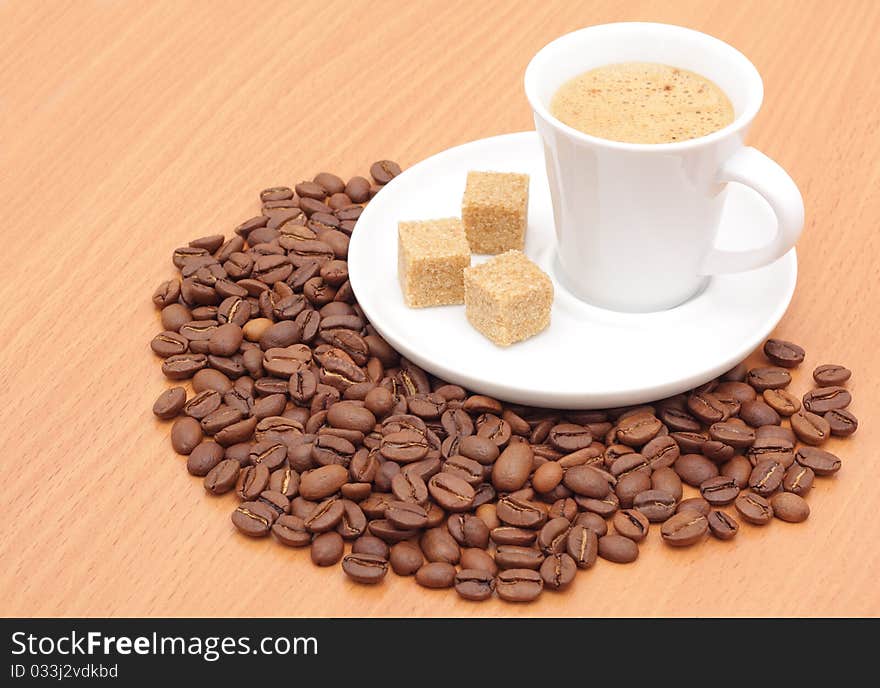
[524,22,764,152]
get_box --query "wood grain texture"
[1,0,878,617]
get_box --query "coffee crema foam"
[550,62,734,144]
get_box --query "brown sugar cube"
[464,250,553,346]
[461,171,529,254]
[398,218,471,308]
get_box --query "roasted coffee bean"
[495,496,547,529]
[269,466,300,499]
[311,434,355,466]
[340,482,370,501]
[824,408,858,437]
[540,553,577,591]
[491,526,537,546]
[390,471,429,505]
[708,510,739,540]
[791,410,830,445]
[715,381,756,402]
[403,457,442,484]
[441,408,474,438]
[721,455,752,489]
[313,172,345,195]
[674,453,719,487]
[661,511,708,546]
[613,509,650,542]
[687,392,728,424]
[171,416,203,454]
[344,176,371,203]
[151,331,189,358]
[610,452,650,479]
[571,511,606,537]
[813,364,851,386]
[381,430,429,463]
[428,473,475,512]
[735,492,774,524]
[642,435,680,469]
[566,524,599,568]
[795,446,841,476]
[248,441,286,470]
[389,542,423,576]
[633,489,676,522]
[161,303,192,332]
[200,405,244,435]
[749,460,785,496]
[701,440,735,463]
[803,386,851,414]
[597,534,639,564]
[783,464,814,496]
[708,421,755,449]
[251,393,284,419]
[747,436,794,468]
[659,407,702,432]
[311,531,344,566]
[615,413,662,446]
[650,467,682,501]
[272,514,311,547]
[153,386,187,419]
[747,366,791,391]
[699,475,740,505]
[187,441,225,476]
[385,501,428,530]
[153,279,181,308]
[770,492,810,523]
[348,536,387,561]
[416,562,457,589]
[232,501,276,537]
[204,459,240,495]
[304,497,345,532]
[342,553,388,584]
[447,513,490,549]
[763,339,805,368]
[616,471,652,508]
[369,160,402,184]
[676,497,711,517]
[458,435,500,465]
[162,353,208,380]
[492,442,533,492]
[420,528,461,564]
[548,423,592,451]
[563,465,610,498]
[257,490,291,519]
[299,464,348,500]
[236,464,270,500]
[670,431,709,453]
[575,491,619,517]
[496,569,543,602]
[407,393,446,419]
[536,517,570,554]
[763,389,801,417]
[296,181,326,200]
[455,569,495,601]
[183,390,222,420]
[495,545,544,570]
[476,414,511,446]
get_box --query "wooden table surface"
[2,0,878,618]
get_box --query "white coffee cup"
[524,22,804,312]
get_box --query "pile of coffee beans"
[151,161,858,603]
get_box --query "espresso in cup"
[550,62,734,144]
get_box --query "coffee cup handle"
[699,147,804,275]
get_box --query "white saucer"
[348,132,797,409]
